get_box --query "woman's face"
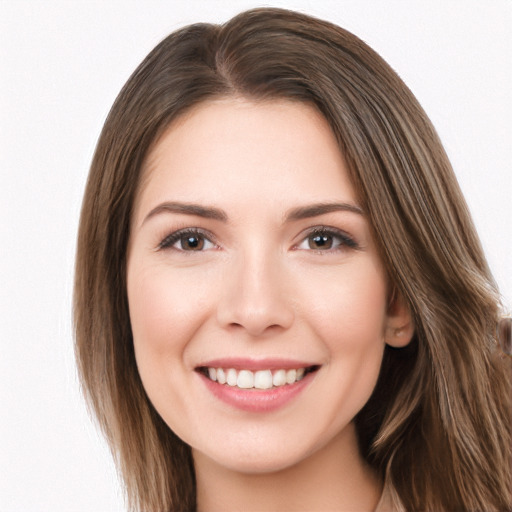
[127,98,409,474]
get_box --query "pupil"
[311,234,332,249]
[183,235,203,250]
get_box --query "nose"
[216,250,295,337]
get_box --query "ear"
[384,287,415,348]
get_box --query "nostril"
[220,307,295,337]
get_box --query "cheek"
[304,261,388,423]
[127,263,214,368]
[300,259,388,352]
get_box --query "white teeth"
[205,366,311,389]
[237,370,254,389]
[286,369,297,384]
[254,370,273,389]
[217,368,226,384]
[272,369,286,387]
[226,368,237,386]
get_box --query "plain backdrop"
[1,1,511,510]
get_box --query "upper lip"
[195,357,319,371]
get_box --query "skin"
[127,98,413,511]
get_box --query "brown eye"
[296,228,359,252]
[308,234,334,250]
[180,234,205,251]
[159,229,215,251]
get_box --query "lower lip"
[198,371,315,413]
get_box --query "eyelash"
[157,226,359,253]
[295,227,359,253]
[158,228,217,252]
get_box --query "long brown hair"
[74,8,512,511]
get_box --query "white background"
[1,1,510,510]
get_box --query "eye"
[296,228,358,252]
[158,229,216,252]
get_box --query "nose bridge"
[217,241,294,336]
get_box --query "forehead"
[134,98,358,221]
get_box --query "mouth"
[196,365,320,390]
[195,361,321,412]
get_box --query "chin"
[189,419,352,477]
[193,444,311,475]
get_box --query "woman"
[74,8,512,511]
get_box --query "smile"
[199,366,319,390]
[195,359,320,412]
[195,363,320,412]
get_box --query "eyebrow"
[284,202,365,221]
[142,202,228,225]
[142,200,364,226]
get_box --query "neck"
[194,423,382,512]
